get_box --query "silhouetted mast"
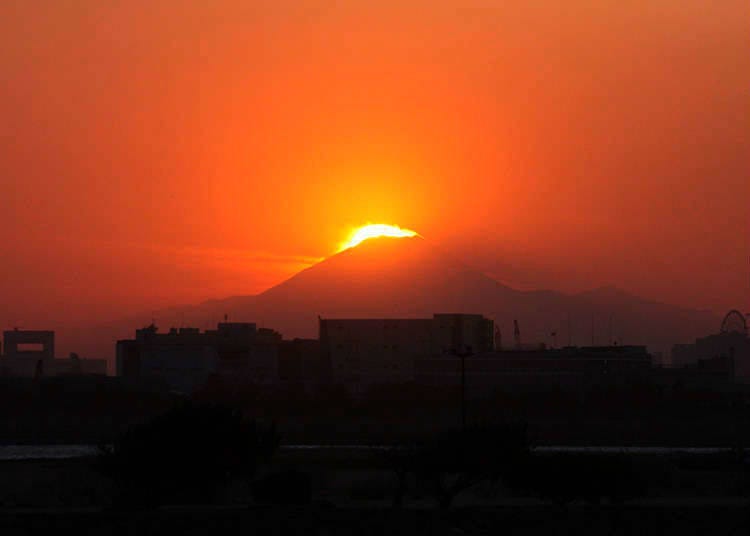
[513,319,521,349]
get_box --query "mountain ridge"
[74,236,718,361]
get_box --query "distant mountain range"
[78,236,718,362]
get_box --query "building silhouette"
[110,311,748,396]
[319,313,494,391]
[278,338,326,386]
[3,329,55,360]
[0,329,106,377]
[672,309,750,378]
[415,345,653,395]
[116,322,282,393]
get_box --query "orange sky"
[1,1,748,334]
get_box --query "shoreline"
[2,443,750,462]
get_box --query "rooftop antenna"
[513,319,521,349]
[495,325,502,351]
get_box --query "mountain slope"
[77,236,718,360]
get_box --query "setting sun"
[338,224,418,252]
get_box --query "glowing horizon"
[1,1,746,347]
[338,224,418,252]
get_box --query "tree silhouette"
[96,403,279,508]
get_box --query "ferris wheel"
[720,309,748,336]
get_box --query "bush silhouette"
[97,403,279,508]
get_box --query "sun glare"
[338,224,418,252]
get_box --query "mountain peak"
[258,233,496,303]
[335,234,426,256]
[78,236,718,359]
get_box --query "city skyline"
[2,2,750,527]
[1,1,749,335]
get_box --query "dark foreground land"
[3,449,750,534]
[5,379,750,533]
[3,504,750,536]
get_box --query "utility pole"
[454,346,473,432]
[461,350,466,431]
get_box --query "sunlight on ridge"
[337,224,418,252]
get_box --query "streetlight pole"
[454,346,473,432]
[461,350,466,431]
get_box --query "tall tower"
[494,325,502,351]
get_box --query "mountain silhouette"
[77,236,717,362]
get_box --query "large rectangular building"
[319,313,494,391]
